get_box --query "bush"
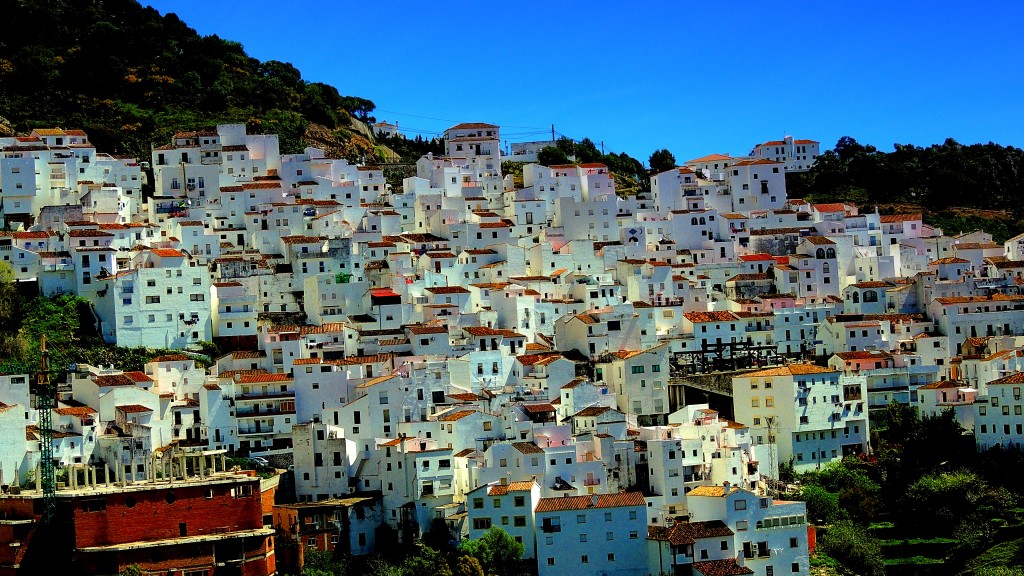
[820,521,885,576]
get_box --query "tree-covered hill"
[789,136,1024,213]
[786,137,1024,241]
[0,0,382,158]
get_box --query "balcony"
[238,425,276,435]
[236,391,294,402]
[155,201,189,216]
[236,408,295,419]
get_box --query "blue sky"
[145,1,1024,163]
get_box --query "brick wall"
[71,480,263,547]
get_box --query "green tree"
[903,469,1014,535]
[799,485,843,524]
[400,545,451,576]
[422,517,454,553]
[819,521,885,576]
[457,527,524,576]
[375,522,400,554]
[303,549,346,576]
[0,261,26,364]
[120,565,143,576]
[648,148,677,174]
[452,556,484,576]
[537,146,569,166]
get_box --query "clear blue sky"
[145,1,1024,163]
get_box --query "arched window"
[852,292,860,303]
[815,248,825,259]
[699,217,706,225]
[691,217,698,225]
[863,290,878,303]
[822,263,830,274]
[826,248,836,259]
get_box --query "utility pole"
[601,141,605,155]
[551,124,555,143]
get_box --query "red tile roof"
[438,409,477,422]
[448,122,498,130]
[880,213,922,223]
[649,520,734,545]
[94,374,143,387]
[813,203,850,213]
[463,326,524,338]
[487,480,535,495]
[684,311,737,323]
[425,286,470,294]
[237,373,292,384]
[55,406,96,417]
[738,364,836,378]
[149,354,191,363]
[693,559,754,576]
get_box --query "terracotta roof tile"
[487,480,535,495]
[237,373,292,384]
[692,559,754,576]
[438,409,477,422]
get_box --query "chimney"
[722,481,731,495]
[591,494,599,507]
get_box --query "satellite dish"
[68,363,78,372]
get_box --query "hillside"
[0,0,387,159]
[787,137,1024,241]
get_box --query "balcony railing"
[236,408,295,418]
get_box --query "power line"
[373,109,549,131]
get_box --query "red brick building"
[0,473,276,575]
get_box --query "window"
[473,518,491,530]
[473,498,484,509]
[514,496,525,507]
[790,537,799,548]
[577,514,586,523]
[629,530,638,539]
[579,533,587,542]
[735,500,747,511]
[581,555,589,564]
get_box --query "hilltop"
[0,0,423,162]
